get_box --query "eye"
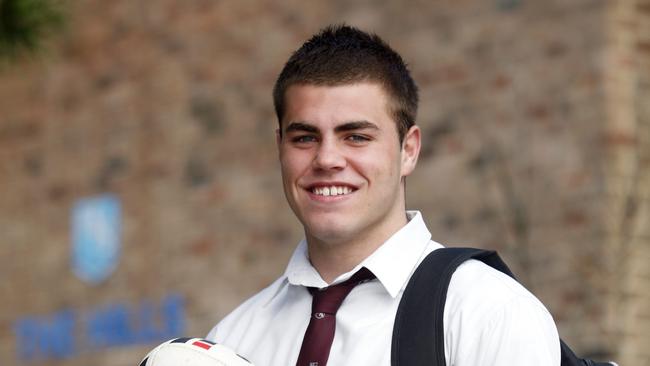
[345,134,371,143]
[291,135,318,144]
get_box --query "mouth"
[307,184,358,197]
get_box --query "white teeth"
[312,186,354,196]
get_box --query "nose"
[312,138,346,171]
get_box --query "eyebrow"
[285,122,319,134]
[284,120,379,134]
[334,121,379,133]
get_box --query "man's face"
[277,82,420,248]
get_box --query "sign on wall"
[14,294,185,362]
[71,194,121,284]
[12,195,188,362]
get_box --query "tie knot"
[310,267,375,315]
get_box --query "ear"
[400,126,421,177]
[276,128,282,157]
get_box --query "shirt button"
[315,312,325,319]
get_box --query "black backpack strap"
[391,247,515,366]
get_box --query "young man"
[207,25,560,365]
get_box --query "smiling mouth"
[310,185,356,197]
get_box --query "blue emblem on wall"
[71,194,122,284]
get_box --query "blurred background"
[1,0,648,365]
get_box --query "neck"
[306,211,409,284]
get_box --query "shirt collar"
[281,211,433,298]
[361,211,432,297]
[284,239,329,288]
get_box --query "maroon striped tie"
[296,267,376,366]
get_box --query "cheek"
[352,152,400,184]
[280,150,311,181]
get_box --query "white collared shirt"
[207,211,560,365]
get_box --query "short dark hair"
[273,25,419,143]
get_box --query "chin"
[303,219,356,245]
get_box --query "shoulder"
[446,258,554,322]
[206,276,287,342]
[448,259,547,308]
[444,259,560,364]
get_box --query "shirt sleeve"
[454,296,560,365]
[445,260,561,366]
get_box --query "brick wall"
[603,0,650,364]
[0,0,646,365]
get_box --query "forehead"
[281,82,394,131]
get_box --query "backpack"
[391,247,618,366]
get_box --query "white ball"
[140,338,254,366]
